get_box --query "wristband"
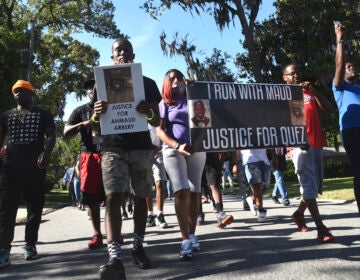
[146,109,155,121]
[336,40,344,44]
[91,115,100,123]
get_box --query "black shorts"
[81,190,105,205]
[204,164,222,187]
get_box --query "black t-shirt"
[1,106,55,168]
[101,76,161,151]
[67,103,100,153]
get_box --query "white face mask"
[172,81,186,95]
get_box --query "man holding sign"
[283,63,335,243]
[93,38,161,280]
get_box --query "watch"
[174,143,180,150]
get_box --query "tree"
[141,0,265,82]
[235,0,360,149]
[159,32,235,81]
[0,1,128,184]
[0,0,126,118]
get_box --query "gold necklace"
[16,108,30,123]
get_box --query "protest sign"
[94,63,147,135]
[187,81,308,152]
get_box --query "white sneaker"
[189,234,200,251]
[258,210,267,222]
[246,196,258,216]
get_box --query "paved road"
[2,196,359,279]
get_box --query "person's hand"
[334,21,344,41]
[232,164,238,174]
[300,81,320,96]
[177,143,195,155]
[153,145,162,153]
[300,81,314,91]
[93,100,108,117]
[135,100,154,117]
[37,151,51,169]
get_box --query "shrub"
[284,151,352,182]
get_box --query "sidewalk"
[6,195,360,280]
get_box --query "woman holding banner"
[156,69,206,260]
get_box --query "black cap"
[83,79,95,89]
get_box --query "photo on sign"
[189,99,212,128]
[288,99,305,126]
[93,63,147,136]
[104,66,134,104]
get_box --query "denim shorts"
[101,149,153,198]
[244,161,271,188]
[291,147,323,199]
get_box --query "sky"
[63,1,276,121]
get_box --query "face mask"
[172,81,186,95]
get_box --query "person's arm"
[232,150,240,174]
[75,159,80,178]
[87,99,107,137]
[334,22,345,88]
[218,152,225,169]
[64,120,91,137]
[156,118,193,155]
[136,100,160,127]
[301,81,335,113]
[37,119,56,169]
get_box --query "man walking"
[0,80,56,267]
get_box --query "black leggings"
[342,127,360,214]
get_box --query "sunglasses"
[284,71,302,76]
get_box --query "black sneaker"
[24,245,38,260]
[272,196,281,204]
[132,247,151,269]
[242,199,250,211]
[98,257,126,280]
[283,199,290,206]
[155,213,168,228]
[146,215,156,227]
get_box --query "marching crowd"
[0,23,359,280]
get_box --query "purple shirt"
[158,98,190,144]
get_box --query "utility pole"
[27,20,34,83]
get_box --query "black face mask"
[14,90,33,109]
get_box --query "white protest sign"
[94,63,147,135]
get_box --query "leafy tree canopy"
[141,0,265,82]
[0,0,126,118]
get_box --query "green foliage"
[159,31,236,81]
[283,153,353,182]
[0,0,123,184]
[0,0,125,119]
[142,0,265,81]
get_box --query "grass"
[45,189,70,206]
[44,176,356,206]
[264,177,355,201]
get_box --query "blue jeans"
[73,178,81,204]
[272,170,289,201]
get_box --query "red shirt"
[303,90,327,148]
